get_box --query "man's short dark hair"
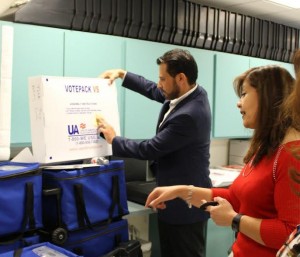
[157,49,198,85]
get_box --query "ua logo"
[68,125,79,135]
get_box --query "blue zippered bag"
[42,160,129,231]
[63,219,129,257]
[0,242,81,257]
[0,162,43,238]
[0,234,40,254]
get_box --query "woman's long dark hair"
[233,65,295,165]
[283,50,300,132]
[282,49,300,192]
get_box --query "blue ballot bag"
[0,234,40,254]
[42,160,129,233]
[63,219,129,257]
[0,162,43,238]
[41,160,130,257]
[0,242,81,257]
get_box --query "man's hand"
[99,69,126,85]
[96,116,116,144]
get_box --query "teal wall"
[0,21,294,145]
[9,23,64,144]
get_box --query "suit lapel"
[156,86,202,132]
[156,101,170,132]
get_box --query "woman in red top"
[275,50,300,257]
[145,65,300,257]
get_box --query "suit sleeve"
[122,72,165,103]
[112,113,199,160]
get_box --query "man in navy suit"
[98,49,212,257]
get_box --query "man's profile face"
[157,63,180,100]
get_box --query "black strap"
[74,176,124,228]
[22,183,35,231]
[108,175,124,223]
[74,183,92,229]
[13,248,23,257]
[27,183,36,230]
[0,182,35,245]
[114,233,122,247]
[72,248,83,256]
[102,240,143,257]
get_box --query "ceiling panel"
[193,0,300,29]
[1,0,300,30]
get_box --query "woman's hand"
[204,196,237,227]
[145,186,185,210]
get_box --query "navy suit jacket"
[112,72,212,224]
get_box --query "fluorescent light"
[266,0,300,8]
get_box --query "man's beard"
[165,81,180,100]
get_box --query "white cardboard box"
[28,76,120,163]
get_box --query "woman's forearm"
[176,185,213,208]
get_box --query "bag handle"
[27,183,36,230]
[108,175,124,222]
[0,182,35,245]
[74,183,93,229]
[43,188,64,227]
[13,248,23,257]
[74,175,124,228]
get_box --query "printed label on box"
[28,76,120,163]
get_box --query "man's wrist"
[118,69,126,79]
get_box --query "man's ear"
[175,72,186,84]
